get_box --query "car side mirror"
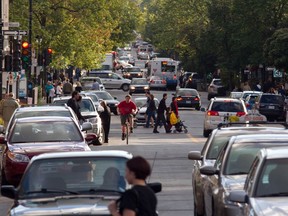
[188,151,202,160]
[200,166,219,175]
[81,122,93,131]
[1,185,17,199]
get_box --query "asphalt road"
[0,89,209,216]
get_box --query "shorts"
[120,114,133,125]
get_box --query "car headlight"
[8,152,30,162]
[130,86,135,89]
[144,86,149,89]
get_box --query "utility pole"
[27,0,32,98]
[0,1,3,100]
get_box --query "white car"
[134,97,159,127]
[202,97,248,137]
[79,76,105,91]
[207,78,224,100]
[52,96,105,145]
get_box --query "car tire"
[196,106,201,111]
[122,84,129,91]
[203,129,210,137]
[95,126,105,145]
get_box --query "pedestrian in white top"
[91,79,100,90]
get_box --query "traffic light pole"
[27,0,32,98]
[0,2,3,100]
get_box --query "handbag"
[170,111,178,125]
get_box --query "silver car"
[52,96,104,145]
[188,124,288,216]
[200,133,288,216]
[1,151,162,215]
[229,146,288,216]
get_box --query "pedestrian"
[91,79,100,90]
[45,81,54,103]
[242,81,251,91]
[153,93,171,133]
[99,100,111,143]
[62,79,73,95]
[145,94,156,128]
[108,156,158,216]
[169,96,179,131]
[75,81,83,92]
[67,91,85,123]
[55,82,63,97]
[144,91,151,126]
[0,92,20,129]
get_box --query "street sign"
[3,30,27,36]
[9,22,20,27]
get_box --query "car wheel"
[203,129,210,137]
[122,84,129,91]
[196,106,201,111]
[95,126,105,145]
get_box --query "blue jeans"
[146,111,156,128]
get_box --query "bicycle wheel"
[126,122,129,145]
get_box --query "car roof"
[15,116,74,123]
[262,147,288,160]
[15,105,71,112]
[30,150,133,162]
[232,134,288,143]
[53,96,92,101]
[211,97,242,102]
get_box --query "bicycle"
[125,119,130,145]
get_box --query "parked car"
[88,71,131,91]
[134,97,159,127]
[83,90,119,115]
[129,78,150,95]
[202,97,248,137]
[5,105,79,137]
[52,96,104,145]
[240,91,262,101]
[79,76,105,91]
[0,116,96,186]
[207,78,225,100]
[148,75,167,90]
[174,88,201,110]
[122,67,143,79]
[1,150,162,215]
[188,123,288,216]
[255,93,286,121]
[80,92,104,113]
[200,133,288,216]
[229,146,288,216]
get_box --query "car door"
[108,73,122,89]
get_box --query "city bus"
[148,58,179,89]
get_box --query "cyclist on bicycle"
[117,94,137,140]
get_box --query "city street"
[0,90,209,215]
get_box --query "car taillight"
[207,111,219,116]
[162,80,166,84]
[194,97,199,101]
[173,75,177,80]
[236,112,246,117]
[177,97,183,101]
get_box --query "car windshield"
[83,94,99,103]
[206,136,230,159]
[19,157,128,198]
[53,99,96,112]
[256,159,288,197]
[15,111,72,118]
[211,101,244,112]
[131,79,148,85]
[224,142,288,175]
[10,121,82,143]
[213,80,222,86]
[125,67,141,72]
[177,89,198,97]
[94,92,114,100]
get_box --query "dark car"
[129,78,150,95]
[256,93,286,121]
[174,88,201,110]
[122,67,143,79]
[184,72,202,89]
[1,151,162,215]
[181,72,192,87]
[0,116,96,186]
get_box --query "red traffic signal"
[22,41,29,49]
[47,48,53,54]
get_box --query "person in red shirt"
[117,95,137,140]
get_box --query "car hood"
[8,142,90,157]
[104,99,119,104]
[222,174,247,191]
[12,196,118,215]
[250,197,288,216]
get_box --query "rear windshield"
[213,80,222,85]
[260,95,284,104]
[211,101,244,112]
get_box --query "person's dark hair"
[150,94,154,100]
[163,93,167,98]
[72,91,79,98]
[126,156,151,180]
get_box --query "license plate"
[186,101,191,104]
[268,106,274,109]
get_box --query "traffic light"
[21,41,30,70]
[4,55,12,71]
[44,48,53,66]
[12,39,21,72]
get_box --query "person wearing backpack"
[108,156,158,216]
